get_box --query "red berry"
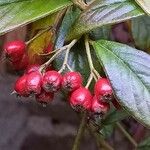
[42,71,62,92]
[91,96,110,114]
[12,54,29,71]
[69,87,92,111]
[14,74,29,97]
[4,40,26,61]
[44,43,53,54]
[112,99,122,110]
[26,71,42,95]
[36,90,54,105]
[94,78,113,102]
[62,72,82,92]
[26,64,40,74]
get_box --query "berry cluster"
[5,40,120,119]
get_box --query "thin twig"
[85,35,100,80]
[26,26,53,45]
[58,48,70,73]
[39,39,77,72]
[72,0,88,10]
[116,122,138,148]
[88,125,114,150]
[72,112,87,150]
[85,73,93,88]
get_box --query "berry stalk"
[72,112,87,150]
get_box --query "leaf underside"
[93,40,150,128]
[67,0,144,40]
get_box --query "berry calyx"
[26,64,40,74]
[69,87,92,111]
[36,90,54,105]
[26,71,42,95]
[12,54,29,71]
[94,78,113,102]
[14,74,29,97]
[62,72,82,92]
[91,96,110,115]
[42,71,62,92]
[4,40,26,62]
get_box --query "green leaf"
[67,0,144,40]
[89,25,111,41]
[131,15,150,51]
[102,109,128,126]
[100,124,115,139]
[135,0,150,15]
[55,6,80,49]
[138,137,150,150]
[0,0,72,35]
[93,40,150,128]
[0,0,29,5]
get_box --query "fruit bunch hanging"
[3,36,121,124]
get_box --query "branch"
[116,122,138,148]
[72,112,87,150]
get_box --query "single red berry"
[4,40,26,61]
[94,78,113,102]
[12,54,29,71]
[36,90,54,105]
[14,74,29,97]
[91,96,110,115]
[62,72,82,92]
[112,99,122,110]
[69,87,92,111]
[44,43,53,54]
[26,64,40,74]
[26,71,42,95]
[42,71,62,92]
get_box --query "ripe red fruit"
[91,96,110,114]
[42,71,62,92]
[12,54,29,71]
[26,64,40,74]
[36,90,54,105]
[69,87,92,111]
[4,40,26,61]
[94,78,113,102]
[14,74,29,97]
[26,71,42,95]
[62,72,82,92]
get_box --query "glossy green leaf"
[102,109,128,125]
[93,40,150,128]
[138,137,150,150]
[89,25,111,41]
[67,0,144,40]
[55,6,80,49]
[0,0,29,5]
[135,0,150,15]
[131,15,150,51]
[0,0,72,35]
[100,124,115,139]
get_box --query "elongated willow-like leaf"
[67,0,144,40]
[0,0,72,35]
[93,40,150,127]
